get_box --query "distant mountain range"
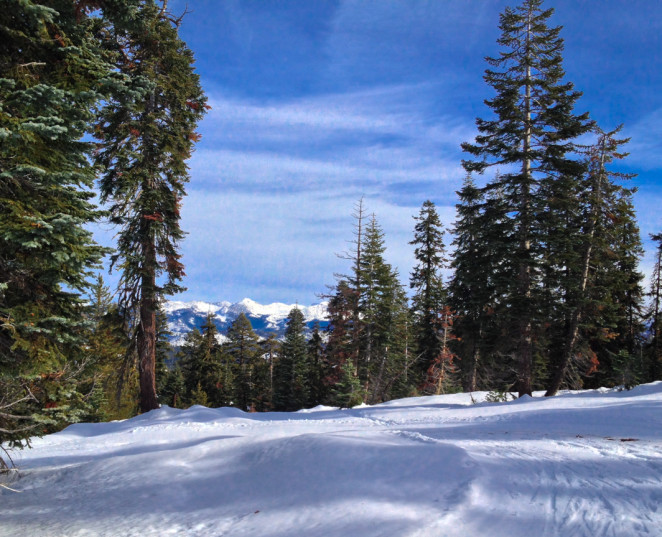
[163,298,329,345]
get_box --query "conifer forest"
[2,0,661,475]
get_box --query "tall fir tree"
[409,200,447,379]
[545,126,642,394]
[461,0,591,396]
[1,0,114,457]
[95,0,207,412]
[358,214,391,394]
[325,205,412,404]
[357,214,411,403]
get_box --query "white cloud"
[624,108,662,171]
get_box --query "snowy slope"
[3,384,662,537]
[164,298,328,344]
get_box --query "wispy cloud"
[192,86,470,204]
[625,108,662,171]
[179,190,434,303]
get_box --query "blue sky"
[97,0,662,305]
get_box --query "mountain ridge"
[164,298,329,344]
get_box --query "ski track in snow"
[2,385,662,537]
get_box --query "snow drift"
[2,384,662,536]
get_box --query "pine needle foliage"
[0,0,113,453]
[94,0,207,412]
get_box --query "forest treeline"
[2,0,662,470]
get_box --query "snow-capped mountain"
[163,298,329,345]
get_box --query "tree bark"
[517,11,534,398]
[138,239,158,413]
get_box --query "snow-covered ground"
[3,384,662,537]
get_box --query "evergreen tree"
[225,313,262,411]
[358,214,392,393]
[461,0,592,396]
[448,175,507,392]
[584,179,644,390]
[1,0,112,455]
[545,127,642,394]
[409,200,447,377]
[83,275,137,421]
[155,303,173,396]
[646,233,662,381]
[421,306,460,395]
[160,365,185,408]
[273,308,309,411]
[306,322,326,407]
[332,199,367,378]
[261,333,280,410]
[217,346,237,408]
[95,1,207,412]
[367,270,412,403]
[330,358,364,409]
[357,215,411,403]
[324,200,367,405]
[178,315,223,406]
[176,327,203,406]
[325,205,412,404]
[323,280,360,403]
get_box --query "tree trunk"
[138,239,158,413]
[517,25,533,398]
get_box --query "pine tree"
[409,200,447,378]
[273,308,309,411]
[261,333,280,410]
[333,199,367,377]
[95,1,207,412]
[647,233,662,381]
[178,314,223,407]
[449,175,515,392]
[585,181,644,389]
[177,327,203,406]
[306,322,326,407]
[155,303,173,396]
[189,382,209,407]
[83,275,137,420]
[330,358,364,409]
[225,313,262,411]
[421,306,460,395]
[160,365,185,408]
[545,127,642,394]
[358,215,412,403]
[324,200,367,404]
[461,0,592,396]
[325,205,412,404]
[324,280,359,402]
[1,1,112,454]
[368,270,412,403]
[358,214,391,393]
